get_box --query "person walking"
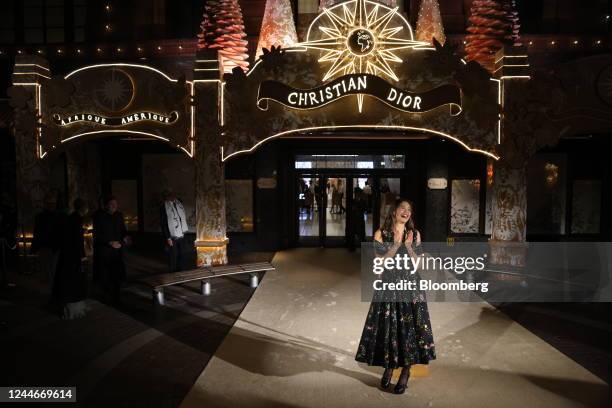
[160,190,189,272]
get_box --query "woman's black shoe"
[381,375,391,389]
[393,383,407,394]
[394,367,410,394]
[380,369,393,389]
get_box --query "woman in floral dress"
[355,199,436,394]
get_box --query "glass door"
[297,175,322,245]
[295,173,405,247]
[354,176,374,238]
[325,177,347,245]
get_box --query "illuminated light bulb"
[97,47,102,52]
[37,49,42,54]
[597,40,602,44]
[76,48,81,53]
[463,40,466,44]
[117,47,122,52]
[528,41,533,45]
[573,40,578,45]
[137,47,142,52]
[105,5,111,11]
[105,24,111,31]
[17,50,23,54]
[57,49,62,53]
[178,45,183,49]
[157,46,162,50]
[550,41,555,45]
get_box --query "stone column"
[8,56,51,234]
[489,46,531,267]
[193,50,228,266]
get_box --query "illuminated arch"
[58,129,193,158]
[43,64,196,159]
[64,63,188,83]
[221,125,499,162]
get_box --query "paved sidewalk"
[181,248,612,408]
[0,248,273,408]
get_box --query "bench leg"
[154,289,165,306]
[201,280,211,296]
[250,273,259,288]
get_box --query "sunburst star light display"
[298,0,430,111]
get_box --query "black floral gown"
[355,228,436,368]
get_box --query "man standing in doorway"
[348,187,367,252]
[160,190,188,272]
[93,195,130,305]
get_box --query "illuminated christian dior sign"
[52,111,179,126]
[257,74,462,114]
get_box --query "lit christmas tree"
[256,0,298,59]
[465,0,512,72]
[415,0,446,45]
[197,0,250,74]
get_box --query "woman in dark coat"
[355,199,436,394]
[53,198,89,319]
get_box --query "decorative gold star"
[298,0,430,111]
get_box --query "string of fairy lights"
[1,36,608,59]
[0,4,609,58]
[0,43,196,58]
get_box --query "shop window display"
[571,180,601,234]
[450,179,481,234]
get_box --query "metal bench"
[137,262,275,306]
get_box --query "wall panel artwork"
[571,180,601,234]
[527,153,567,235]
[142,154,196,233]
[225,180,254,232]
[450,179,480,233]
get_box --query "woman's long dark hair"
[382,198,415,235]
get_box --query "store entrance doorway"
[296,171,404,247]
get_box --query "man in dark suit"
[92,195,130,304]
